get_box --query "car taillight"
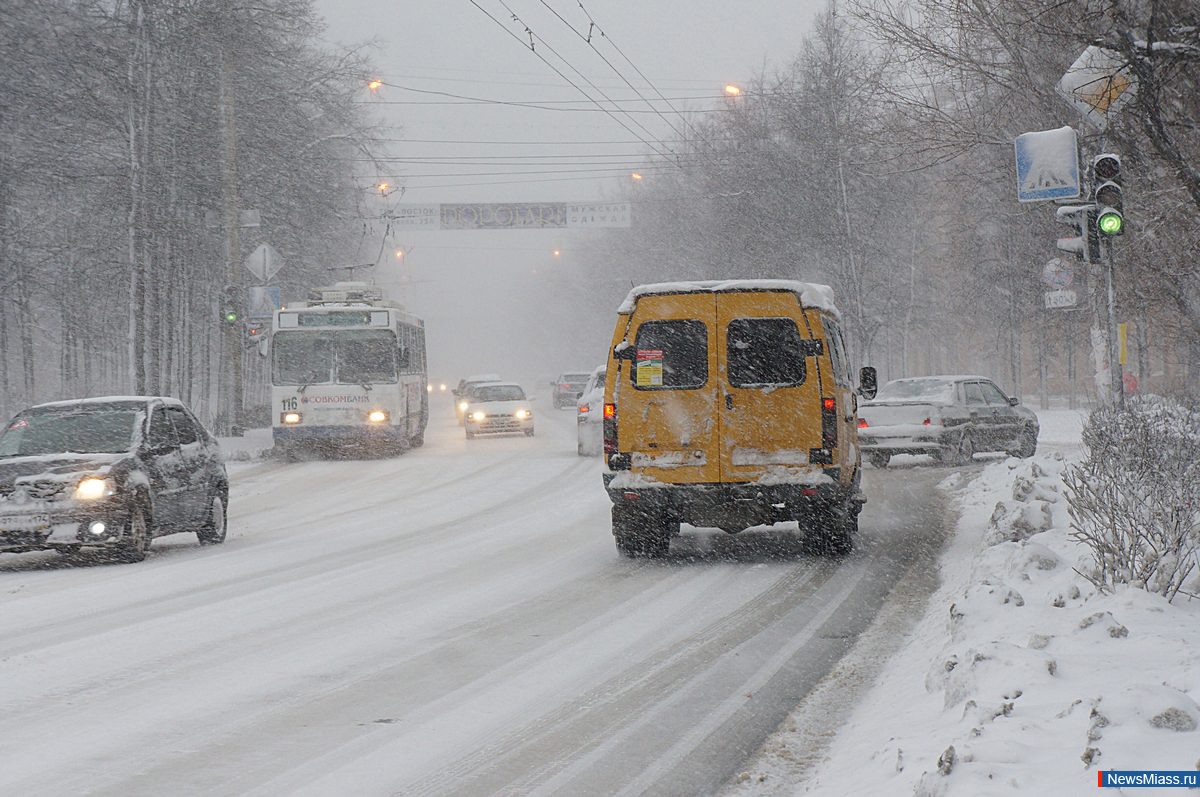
[857,418,867,429]
[821,397,837,449]
[923,417,932,425]
[578,404,589,414]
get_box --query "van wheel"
[613,505,669,558]
[806,501,855,556]
[867,452,891,469]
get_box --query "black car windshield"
[0,410,138,456]
[474,385,526,402]
[876,378,956,403]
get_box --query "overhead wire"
[464,0,679,165]
[536,0,700,142]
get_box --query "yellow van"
[602,280,877,557]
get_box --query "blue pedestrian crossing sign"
[248,286,281,319]
[1015,126,1081,202]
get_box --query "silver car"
[575,365,606,456]
[857,375,1038,468]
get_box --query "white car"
[453,372,502,425]
[575,365,606,456]
[464,382,534,439]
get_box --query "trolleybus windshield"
[272,329,399,386]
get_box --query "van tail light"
[603,403,618,456]
[821,397,838,449]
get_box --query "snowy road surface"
[0,401,949,796]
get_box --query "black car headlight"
[73,477,114,501]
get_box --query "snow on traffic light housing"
[1092,153,1124,236]
[220,286,241,324]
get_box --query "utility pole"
[218,5,244,436]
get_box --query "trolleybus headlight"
[281,411,302,424]
[367,409,388,423]
[73,477,113,500]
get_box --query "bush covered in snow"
[1064,395,1200,602]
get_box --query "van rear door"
[617,294,720,485]
[716,291,825,482]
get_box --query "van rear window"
[631,319,707,389]
[726,318,807,388]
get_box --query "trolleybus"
[270,282,428,458]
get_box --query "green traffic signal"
[1096,209,1124,236]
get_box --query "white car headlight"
[514,409,530,420]
[470,411,487,421]
[74,477,113,500]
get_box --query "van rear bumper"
[603,472,862,531]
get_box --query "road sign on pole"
[244,243,282,283]
[1015,126,1081,202]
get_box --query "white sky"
[310,0,831,384]
[315,0,829,203]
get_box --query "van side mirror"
[859,366,878,400]
[612,342,637,361]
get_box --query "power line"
[537,0,699,142]
[464,0,679,164]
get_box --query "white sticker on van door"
[631,450,706,468]
[636,349,663,386]
[731,447,810,466]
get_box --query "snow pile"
[730,423,1200,796]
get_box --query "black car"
[0,396,228,562]
[551,371,592,408]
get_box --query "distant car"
[552,371,592,409]
[453,372,502,425]
[857,375,1039,468]
[575,365,606,456]
[0,396,229,562]
[464,382,535,439]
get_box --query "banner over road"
[390,202,631,230]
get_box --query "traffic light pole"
[1101,237,1125,407]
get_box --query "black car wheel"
[1015,427,1038,458]
[952,432,975,466]
[116,502,151,563]
[197,493,227,545]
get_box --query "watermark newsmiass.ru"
[1098,770,1200,787]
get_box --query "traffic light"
[1056,203,1095,263]
[1092,153,1124,236]
[220,286,241,325]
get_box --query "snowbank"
[727,409,1200,796]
